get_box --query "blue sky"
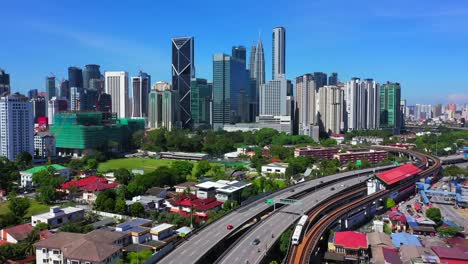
[2,0,468,104]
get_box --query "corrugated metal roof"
[376,164,422,185]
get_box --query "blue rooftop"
[391,232,421,247]
[116,218,151,231]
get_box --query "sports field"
[97,158,177,173]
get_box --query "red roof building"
[327,231,369,262]
[384,211,407,232]
[376,164,422,186]
[170,194,223,220]
[61,176,108,189]
[0,224,34,244]
[431,246,468,264]
[60,176,118,203]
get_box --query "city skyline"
[2,0,468,104]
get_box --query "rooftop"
[376,164,422,185]
[150,223,174,234]
[431,246,468,260]
[24,164,67,174]
[333,231,367,249]
[171,194,223,211]
[32,206,83,219]
[174,181,198,188]
[2,224,33,241]
[61,175,108,189]
[116,218,151,231]
[391,232,422,247]
[367,232,394,248]
[262,162,289,169]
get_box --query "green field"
[98,158,177,173]
[0,199,51,217]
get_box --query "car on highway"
[330,187,335,191]
[226,224,234,230]
[251,238,260,245]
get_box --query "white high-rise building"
[0,94,34,160]
[105,71,129,118]
[296,74,318,137]
[318,86,343,134]
[344,78,360,131]
[259,74,287,116]
[48,97,59,125]
[362,79,380,129]
[272,27,286,80]
[70,87,81,112]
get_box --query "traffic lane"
[160,166,391,264]
[218,176,369,264]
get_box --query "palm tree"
[22,229,40,256]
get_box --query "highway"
[216,175,370,264]
[157,165,394,264]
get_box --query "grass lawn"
[98,158,178,173]
[0,199,51,218]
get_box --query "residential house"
[150,223,175,241]
[261,162,289,176]
[115,218,152,244]
[174,182,198,194]
[326,231,369,263]
[31,206,84,228]
[0,224,34,244]
[60,175,118,203]
[20,164,70,188]
[126,195,166,211]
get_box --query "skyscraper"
[131,71,150,118]
[0,69,10,95]
[259,74,287,116]
[97,93,112,113]
[272,27,286,80]
[48,97,59,125]
[296,74,317,136]
[0,94,34,160]
[254,39,265,89]
[148,82,173,129]
[46,76,56,101]
[248,39,265,120]
[30,96,46,123]
[89,77,104,94]
[232,46,247,65]
[379,82,401,133]
[28,89,38,99]
[82,64,101,89]
[70,87,82,112]
[172,37,195,129]
[328,72,338,86]
[343,78,360,131]
[68,67,83,89]
[105,71,129,118]
[212,53,248,129]
[191,78,212,129]
[318,86,343,134]
[59,80,70,101]
[362,79,380,129]
[313,72,327,91]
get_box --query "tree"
[34,222,49,231]
[320,138,337,147]
[0,157,20,191]
[279,228,293,254]
[241,185,258,201]
[33,167,63,204]
[437,226,463,237]
[171,161,194,179]
[114,168,132,185]
[16,152,32,170]
[383,223,392,235]
[94,189,117,212]
[426,207,443,226]
[8,197,30,221]
[193,160,211,179]
[385,198,396,209]
[130,202,145,217]
[22,229,39,256]
[86,158,98,170]
[131,130,145,149]
[126,250,153,264]
[115,199,127,215]
[255,128,279,146]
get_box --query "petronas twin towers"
[249,38,265,119]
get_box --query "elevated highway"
[157,166,395,264]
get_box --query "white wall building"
[0,94,34,160]
[47,96,59,125]
[261,162,289,175]
[296,74,318,138]
[34,132,56,159]
[318,85,343,134]
[31,206,84,228]
[105,71,129,118]
[259,75,287,116]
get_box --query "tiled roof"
[3,224,33,241]
[431,246,468,260]
[382,247,402,264]
[333,231,367,249]
[376,164,422,185]
[367,232,394,248]
[171,194,223,211]
[61,176,107,189]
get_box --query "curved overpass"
[289,150,441,264]
[157,165,395,264]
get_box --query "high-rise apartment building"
[191,78,212,129]
[70,87,82,112]
[68,67,83,89]
[172,37,195,129]
[343,78,380,131]
[260,75,287,116]
[272,27,286,80]
[0,69,10,95]
[131,71,150,118]
[318,86,342,134]
[379,82,401,133]
[362,79,380,129]
[82,64,101,89]
[296,74,317,136]
[0,94,34,160]
[105,71,129,118]
[148,82,173,129]
[212,53,248,129]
